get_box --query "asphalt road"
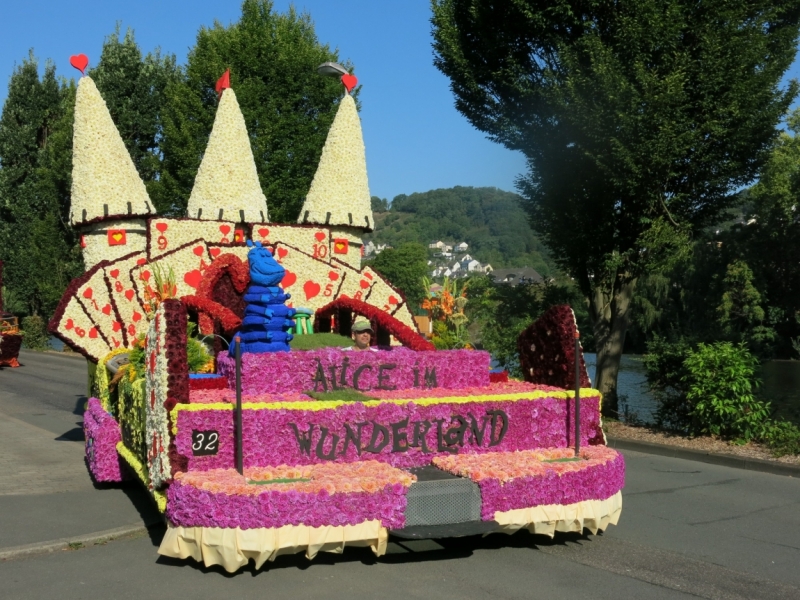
[1,350,799,599]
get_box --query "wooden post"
[235,336,243,476]
[574,331,581,457]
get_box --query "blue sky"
[0,0,526,203]
[3,1,800,204]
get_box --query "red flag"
[215,69,231,96]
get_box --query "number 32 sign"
[191,430,219,456]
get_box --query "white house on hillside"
[455,242,469,252]
[461,259,482,272]
[429,240,445,249]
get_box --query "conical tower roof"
[298,94,373,231]
[187,88,269,223]
[70,77,154,226]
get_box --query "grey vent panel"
[404,466,482,527]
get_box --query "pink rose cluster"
[175,394,603,471]
[434,446,625,520]
[166,461,414,529]
[217,347,490,395]
[84,397,127,483]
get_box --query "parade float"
[51,54,623,573]
[0,260,22,368]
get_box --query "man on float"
[346,319,377,351]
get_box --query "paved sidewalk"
[0,351,161,553]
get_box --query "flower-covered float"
[51,57,624,573]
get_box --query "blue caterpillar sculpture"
[230,240,296,355]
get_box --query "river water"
[585,353,800,425]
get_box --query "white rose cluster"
[70,77,153,226]
[145,303,172,489]
[187,89,269,223]
[298,94,374,231]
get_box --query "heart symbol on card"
[113,339,121,348]
[132,311,142,322]
[124,289,134,301]
[364,271,373,280]
[281,271,296,288]
[89,327,98,339]
[140,271,151,282]
[184,270,202,289]
[127,324,136,338]
[209,248,221,258]
[303,280,321,300]
[109,269,119,279]
[360,279,370,289]
[388,295,399,305]
[69,54,89,74]
[82,288,93,299]
[65,318,74,330]
[102,304,111,315]
[136,258,147,266]
[315,232,326,242]
[156,222,168,233]
[193,246,204,257]
[328,271,340,281]
[341,73,358,93]
[258,228,269,238]
[112,321,122,332]
[112,232,123,243]
[219,224,231,235]
[277,248,288,259]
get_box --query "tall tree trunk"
[589,276,636,417]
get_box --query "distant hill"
[363,187,558,276]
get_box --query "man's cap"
[352,319,373,333]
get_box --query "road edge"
[607,436,800,477]
[0,522,162,562]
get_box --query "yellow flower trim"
[70,77,153,226]
[187,88,269,223]
[170,389,601,435]
[117,440,167,513]
[297,94,373,230]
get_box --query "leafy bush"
[682,342,771,441]
[21,315,49,350]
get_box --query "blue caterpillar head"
[247,240,285,287]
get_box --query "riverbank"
[604,420,800,465]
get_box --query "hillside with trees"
[363,187,558,276]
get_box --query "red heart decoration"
[69,54,89,74]
[364,271,374,280]
[388,295,399,305]
[193,246,204,257]
[155,222,168,233]
[315,232,326,242]
[209,248,221,258]
[140,271,151,282]
[258,228,269,238]
[113,339,121,348]
[328,271,340,281]
[360,279,370,289]
[277,248,288,259]
[137,258,147,266]
[65,318,74,330]
[184,269,202,289]
[281,271,297,288]
[102,304,111,315]
[124,289,134,301]
[132,311,142,322]
[219,224,231,235]
[303,280,321,300]
[89,328,98,339]
[341,73,358,93]
[109,269,119,279]
[127,324,136,337]
[112,321,122,332]
[82,288,93,299]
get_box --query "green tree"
[0,54,82,318]
[432,0,800,414]
[90,27,179,211]
[368,242,428,307]
[160,0,352,221]
[717,260,775,352]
